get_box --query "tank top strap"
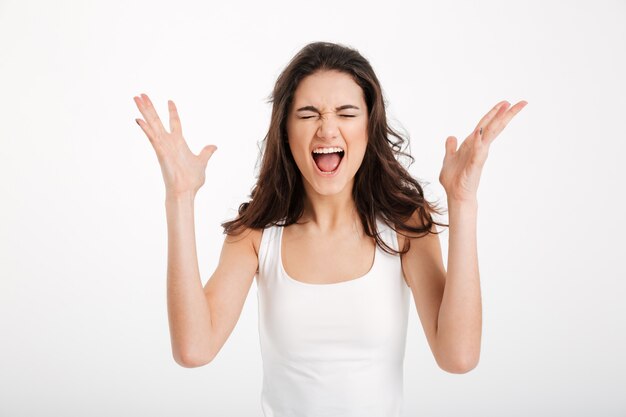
[257,220,282,283]
[375,216,399,253]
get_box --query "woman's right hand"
[133,93,217,198]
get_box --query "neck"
[299,180,361,234]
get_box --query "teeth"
[312,147,344,154]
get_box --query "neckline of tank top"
[276,217,388,288]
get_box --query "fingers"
[134,93,167,136]
[478,100,528,145]
[474,101,509,136]
[499,101,528,129]
[168,100,182,134]
[135,118,155,143]
[200,144,218,164]
[445,136,457,157]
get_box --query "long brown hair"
[221,41,449,255]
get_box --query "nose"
[316,112,339,140]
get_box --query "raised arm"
[164,191,213,366]
[165,192,259,367]
[402,100,527,373]
[133,93,258,367]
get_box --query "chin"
[312,184,346,196]
[297,151,357,196]
[304,173,354,197]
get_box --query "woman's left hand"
[439,100,528,203]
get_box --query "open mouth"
[311,149,345,175]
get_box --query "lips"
[310,150,344,176]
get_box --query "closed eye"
[299,115,356,119]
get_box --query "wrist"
[165,190,196,204]
[447,197,478,208]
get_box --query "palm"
[133,93,217,196]
[439,100,527,202]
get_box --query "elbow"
[173,348,214,368]
[438,353,480,374]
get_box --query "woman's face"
[286,70,369,198]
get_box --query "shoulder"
[225,226,264,257]
[394,209,433,253]
[395,208,444,284]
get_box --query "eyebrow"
[295,104,360,112]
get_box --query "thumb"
[200,145,218,164]
[445,136,457,157]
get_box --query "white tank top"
[256,216,411,417]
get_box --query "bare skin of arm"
[165,192,259,367]
[134,93,259,367]
[400,100,526,374]
[399,207,480,375]
[201,227,260,365]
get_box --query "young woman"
[133,41,527,416]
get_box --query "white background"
[1,0,625,416]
